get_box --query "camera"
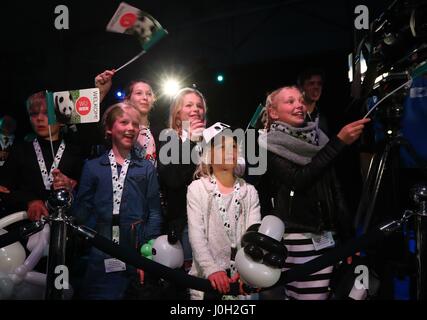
[350,0,427,100]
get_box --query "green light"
[216,74,224,82]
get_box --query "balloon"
[241,231,287,256]
[0,211,27,229]
[258,215,285,241]
[24,272,46,287]
[0,212,47,300]
[0,272,14,300]
[235,249,281,288]
[15,224,50,278]
[152,235,184,269]
[148,239,155,246]
[244,244,263,261]
[263,252,286,268]
[140,243,152,257]
[0,229,26,274]
[246,223,260,233]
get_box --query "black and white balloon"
[235,215,286,288]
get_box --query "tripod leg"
[362,144,391,233]
[354,151,383,229]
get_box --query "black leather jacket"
[258,136,354,240]
[157,133,198,236]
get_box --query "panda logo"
[125,15,156,44]
[54,92,74,123]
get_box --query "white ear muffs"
[202,122,230,145]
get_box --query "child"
[158,88,208,270]
[186,123,261,300]
[258,86,369,299]
[95,71,158,164]
[72,102,162,299]
[0,91,83,220]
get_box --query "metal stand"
[411,184,427,300]
[355,134,423,233]
[44,189,72,300]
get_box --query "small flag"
[107,2,168,51]
[47,88,100,125]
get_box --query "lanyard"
[211,177,241,276]
[0,135,13,150]
[135,126,156,164]
[108,149,131,244]
[33,139,66,190]
[211,177,241,249]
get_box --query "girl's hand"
[337,118,371,145]
[27,200,48,221]
[95,69,115,102]
[208,271,230,294]
[52,169,76,191]
[189,118,205,141]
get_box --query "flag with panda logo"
[47,88,100,125]
[106,2,168,51]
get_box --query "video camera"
[349,0,427,99]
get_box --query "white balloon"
[25,271,46,287]
[19,224,50,276]
[0,272,15,300]
[0,212,48,300]
[258,215,285,241]
[152,235,184,269]
[0,211,27,229]
[0,229,26,274]
[235,248,281,288]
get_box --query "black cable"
[0,220,45,249]
[0,227,22,249]
[86,232,242,295]
[278,229,386,285]
[83,226,388,293]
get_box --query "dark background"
[1,0,392,136]
[2,0,426,300]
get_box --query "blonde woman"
[258,86,370,300]
[157,88,208,270]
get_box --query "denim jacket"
[72,151,162,299]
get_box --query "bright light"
[217,74,224,82]
[115,91,124,99]
[162,79,181,97]
[387,130,393,135]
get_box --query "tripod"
[354,131,425,234]
[354,98,427,299]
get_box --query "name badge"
[312,231,335,251]
[104,258,126,273]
